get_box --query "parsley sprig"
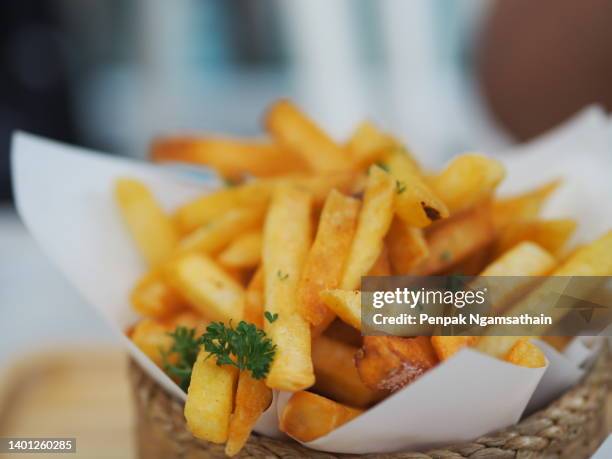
[161,326,200,391]
[200,321,277,380]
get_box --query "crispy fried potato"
[413,203,495,275]
[150,137,308,179]
[341,166,395,289]
[164,252,244,321]
[492,180,561,231]
[265,100,351,173]
[244,267,264,326]
[131,318,173,366]
[130,269,184,318]
[115,178,178,265]
[355,336,438,392]
[495,219,577,257]
[298,190,360,329]
[178,205,265,255]
[185,349,238,444]
[367,245,392,276]
[320,289,361,331]
[218,230,263,270]
[504,339,546,368]
[279,391,363,442]
[429,154,505,213]
[386,218,429,274]
[347,121,398,170]
[431,336,478,361]
[476,336,528,359]
[312,335,385,408]
[263,185,315,391]
[382,149,448,227]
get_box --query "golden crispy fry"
[312,335,385,408]
[450,247,493,276]
[185,349,238,444]
[263,185,315,391]
[320,289,361,331]
[279,391,363,442]
[178,206,265,255]
[298,190,360,328]
[413,203,495,275]
[164,252,244,322]
[131,318,173,366]
[429,154,505,213]
[386,218,429,274]
[367,245,392,276]
[218,230,263,270]
[495,219,577,257]
[492,180,561,231]
[341,167,395,289]
[355,336,438,392]
[431,336,478,361]
[265,100,351,173]
[114,178,178,265]
[480,241,556,277]
[476,336,529,358]
[244,267,264,325]
[504,339,546,368]
[150,137,308,179]
[346,121,398,170]
[382,149,448,227]
[130,269,184,318]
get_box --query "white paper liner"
[10,105,611,453]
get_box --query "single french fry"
[368,245,392,276]
[477,336,528,358]
[225,266,273,456]
[492,180,561,231]
[279,391,363,442]
[178,206,265,255]
[312,335,384,408]
[431,336,478,361]
[185,349,238,444]
[265,100,351,173]
[217,230,263,270]
[320,290,361,331]
[130,318,173,366]
[150,137,308,179]
[174,181,273,234]
[480,241,556,277]
[494,219,577,257]
[355,336,438,392]
[341,166,395,289]
[429,154,506,213]
[263,185,314,391]
[114,178,178,265]
[386,218,429,274]
[505,339,546,368]
[164,252,244,322]
[382,149,448,227]
[130,269,184,318]
[298,190,360,328]
[413,203,494,275]
[346,121,398,170]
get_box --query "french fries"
[341,166,395,289]
[164,252,244,322]
[479,241,555,277]
[494,218,577,257]
[429,154,505,214]
[115,178,178,265]
[218,230,262,269]
[320,289,361,331]
[382,149,449,227]
[431,336,478,361]
[185,349,238,444]
[130,269,184,318]
[151,137,307,179]
[347,121,398,170]
[386,218,429,274]
[263,185,315,391]
[312,335,384,408]
[504,339,547,368]
[265,99,351,173]
[298,190,360,330]
[130,318,173,366]
[279,391,363,442]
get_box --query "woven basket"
[129,347,611,459]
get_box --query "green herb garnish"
[440,250,453,262]
[375,161,390,172]
[161,326,200,391]
[395,180,406,194]
[265,311,279,323]
[277,270,289,281]
[200,321,276,380]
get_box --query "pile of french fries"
[117,99,612,456]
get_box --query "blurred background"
[1,0,612,455]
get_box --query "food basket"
[129,345,611,459]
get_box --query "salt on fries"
[114,99,612,455]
